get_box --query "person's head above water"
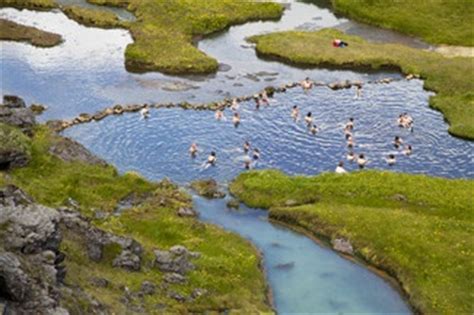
[210,151,216,156]
[307,112,312,117]
[338,161,344,167]
[359,154,365,159]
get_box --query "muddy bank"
[0,18,62,47]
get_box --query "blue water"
[194,196,410,314]
[2,1,472,313]
[65,80,474,181]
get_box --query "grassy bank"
[0,0,57,10]
[83,0,283,74]
[331,0,474,47]
[230,170,474,314]
[0,126,272,313]
[249,29,474,139]
[0,18,62,47]
[62,5,129,29]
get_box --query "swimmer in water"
[261,91,269,105]
[403,145,413,156]
[346,151,355,162]
[215,109,224,121]
[244,159,251,170]
[357,154,367,169]
[243,141,250,153]
[310,124,318,135]
[231,98,239,111]
[345,117,354,131]
[354,85,362,99]
[387,154,396,166]
[140,106,150,119]
[301,77,313,90]
[207,151,217,166]
[189,142,198,157]
[335,161,347,174]
[346,134,354,149]
[394,136,403,149]
[253,148,260,160]
[233,112,241,127]
[254,96,261,110]
[305,112,313,126]
[291,105,299,121]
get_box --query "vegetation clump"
[0,18,62,47]
[331,0,474,47]
[230,170,474,314]
[248,29,474,139]
[0,0,57,10]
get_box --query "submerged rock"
[190,179,226,199]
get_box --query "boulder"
[163,272,186,284]
[153,245,200,275]
[226,199,240,209]
[177,207,197,217]
[140,281,156,295]
[190,179,226,199]
[3,95,26,108]
[0,103,36,136]
[48,137,107,166]
[30,103,47,114]
[331,238,354,255]
[113,250,141,271]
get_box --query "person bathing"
[335,161,347,174]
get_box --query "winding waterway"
[2,0,472,313]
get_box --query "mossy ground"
[331,0,474,47]
[84,0,283,74]
[62,5,129,29]
[0,126,271,313]
[0,0,57,10]
[230,170,474,314]
[248,29,474,139]
[0,18,62,47]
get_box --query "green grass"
[248,29,474,139]
[0,0,57,10]
[0,125,271,313]
[230,170,474,314]
[331,0,474,47]
[62,5,129,29]
[84,0,283,74]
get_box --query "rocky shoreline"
[47,76,412,133]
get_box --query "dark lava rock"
[113,250,141,271]
[140,281,156,295]
[90,277,110,288]
[190,179,226,199]
[48,136,107,166]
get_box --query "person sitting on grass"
[332,38,348,48]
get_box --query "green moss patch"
[231,170,474,314]
[331,0,474,47]
[0,0,57,10]
[248,29,474,139]
[62,5,129,29]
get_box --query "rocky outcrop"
[190,179,226,199]
[0,95,36,136]
[0,185,67,314]
[48,136,107,166]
